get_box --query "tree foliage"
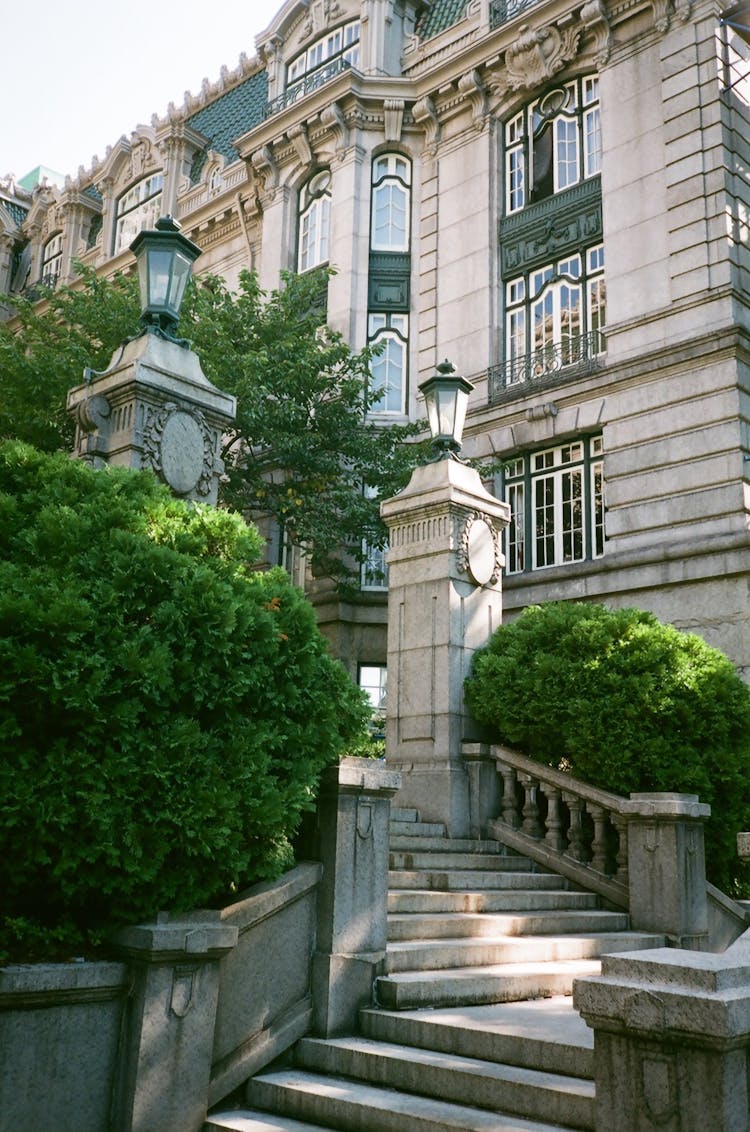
[465,601,750,892]
[0,443,370,960]
[0,266,425,588]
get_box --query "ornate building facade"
[2,0,749,689]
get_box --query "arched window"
[298,170,331,272]
[368,313,408,414]
[505,76,600,215]
[371,154,411,252]
[287,20,359,98]
[40,233,63,287]
[113,173,163,254]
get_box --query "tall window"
[371,154,411,251]
[287,20,359,99]
[503,436,604,573]
[505,76,601,215]
[114,173,163,254]
[40,233,63,287]
[505,246,605,377]
[358,665,387,712]
[298,170,331,272]
[368,314,408,414]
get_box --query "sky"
[1,0,283,183]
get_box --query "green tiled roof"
[415,0,469,39]
[187,69,269,179]
[1,199,28,227]
[84,184,102,204]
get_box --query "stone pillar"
[574,944,750,1132]
[312,756,401,1036]
[380,458,509,836]
[623,792,711,948]
[66,331,236,506]
[110,913,238,1132]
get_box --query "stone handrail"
[482,743,630,909]
[467,742,750,949]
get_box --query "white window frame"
[371,154,411,252]
[113,173,164,255]
[504,76,601,215]
[286,19,360,96]
[358,664,387,711]
[298,170,331,273]
[40,232,63,286]
[503,438,604,574]
[368,313,408,415]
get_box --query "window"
[114,173,163,254]
[40,233,63,287]
[287,20,359,99]
[361,540,389,590]
[359,665,387,712]
[504,76,601,215]
[505,246,605,379]
[503,436,604,573]
[371,154,411,251]
[368,314,408,414]
[298,170,331,272]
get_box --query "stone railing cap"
[623,792,711,819]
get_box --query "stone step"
[206,1114,329,1131]
[294,1035,595,1130]
[389,869,566,891]
[244,1069,584,1131]
[389,820,448,838]
[387,909,630,941]
[388,889,601,915]
[359,998,594,1079]
[390,807,422,824]
[376,959,603,1010]
[390,850,533,871]
[390,835,519,853]
[385,931,665,974]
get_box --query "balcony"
[490,0,541,28]
[488,331,603,403]
[265,58,353,119]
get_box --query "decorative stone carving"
[251,145,279,200]
[458,70,489,131]
[650,0,671,31]
[457,511,504,586]
[580,0,612,65]
[142,401,218,498]
[383,99,405,143]
[289,123,314,170]
[504,23,583,92]
[321,103,350,159]
[413,96,441,158]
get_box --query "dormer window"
[286,20,359,100]
[40,233,63,288]
[113,173,164,255]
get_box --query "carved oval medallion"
[160,411,205,495]
[466,517,497,586]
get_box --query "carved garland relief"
[142,401,218,497]
[457,512,504,587]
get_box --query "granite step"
[388,889,601,914]
[390,868,567,891]
[243,1070,586,1131]
[387,909,630,941]
[293,1035,595,1129]
[359,997,594,1078]
[390,835,524,853]
[389,850,536,871]
[376,958,603,1010]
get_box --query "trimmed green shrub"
[465,601,750,892]
[0,443,369,960]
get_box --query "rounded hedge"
[465,601,750,892]
[0,443,369,959]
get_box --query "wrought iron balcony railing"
[265,58,352,119]
[488,330,603,402]
[490,0,541,28]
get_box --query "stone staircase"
[206,809,665,1131]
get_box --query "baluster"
[520,774,543,839]
[563,793,588,862]
[611,813,629,886]
[499,765,520,828]
[543,786,566,852]
[587,804,609,874]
